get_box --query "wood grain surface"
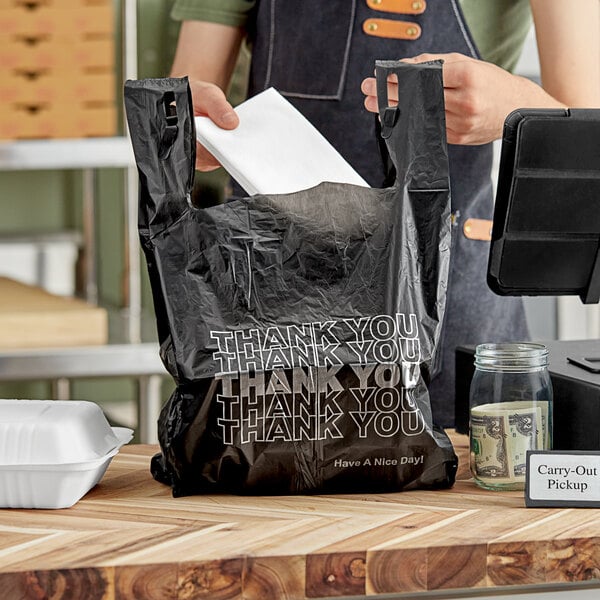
[0,277,107,349]
[1,434,599,599]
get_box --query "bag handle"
[124,77,196,236]
[375,60,450,190]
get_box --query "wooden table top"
[1,433,599,600]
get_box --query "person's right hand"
[189,80,239,171]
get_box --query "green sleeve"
[459,0,532,72]
[171,0,255,27]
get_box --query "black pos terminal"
[455,108,600,450]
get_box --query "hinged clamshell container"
[0,399,132,509]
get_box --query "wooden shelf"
[0,277,108,349]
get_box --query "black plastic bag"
[124,60,457,496]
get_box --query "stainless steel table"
[0,343,167,443]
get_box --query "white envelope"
[195,87,369,196]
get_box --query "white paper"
[195,87,369,195]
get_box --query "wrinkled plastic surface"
[124,62,457,496]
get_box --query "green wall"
[0,1,249,428]
[0,1,183,422]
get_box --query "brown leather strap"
[463,218,493,241]
[367,0,426,14]
[363,18,421,40]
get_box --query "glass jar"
[469,342,553,491]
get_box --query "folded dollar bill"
[471,401,550,486]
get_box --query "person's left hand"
[361,53,566,145]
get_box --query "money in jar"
[469,342,553,491]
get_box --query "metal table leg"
[138,374,163,444]
[51,377,71,401]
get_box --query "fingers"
[360,53,501,144]
[189,80,239,129]
[189,80,239,170]
[401,53,475,88]
[361,77,377,113]
[400,52,469,65]
[195,142,221,172]
[360,53,474,113]
[361,76,398,113]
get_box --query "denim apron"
[238,0,529,426]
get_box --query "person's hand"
[189,80,239,171]
[360,53,566,145]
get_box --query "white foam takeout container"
[0,399,133,509]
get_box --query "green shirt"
[171,0,532,73]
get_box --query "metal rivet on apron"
[367,22,379,31]
[412,1,423,10]
[372,0,383,4]
[406,26,418,37]
[464,223,472,234]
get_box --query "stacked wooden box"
[0,277,108,349]
[0,0,117,139]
